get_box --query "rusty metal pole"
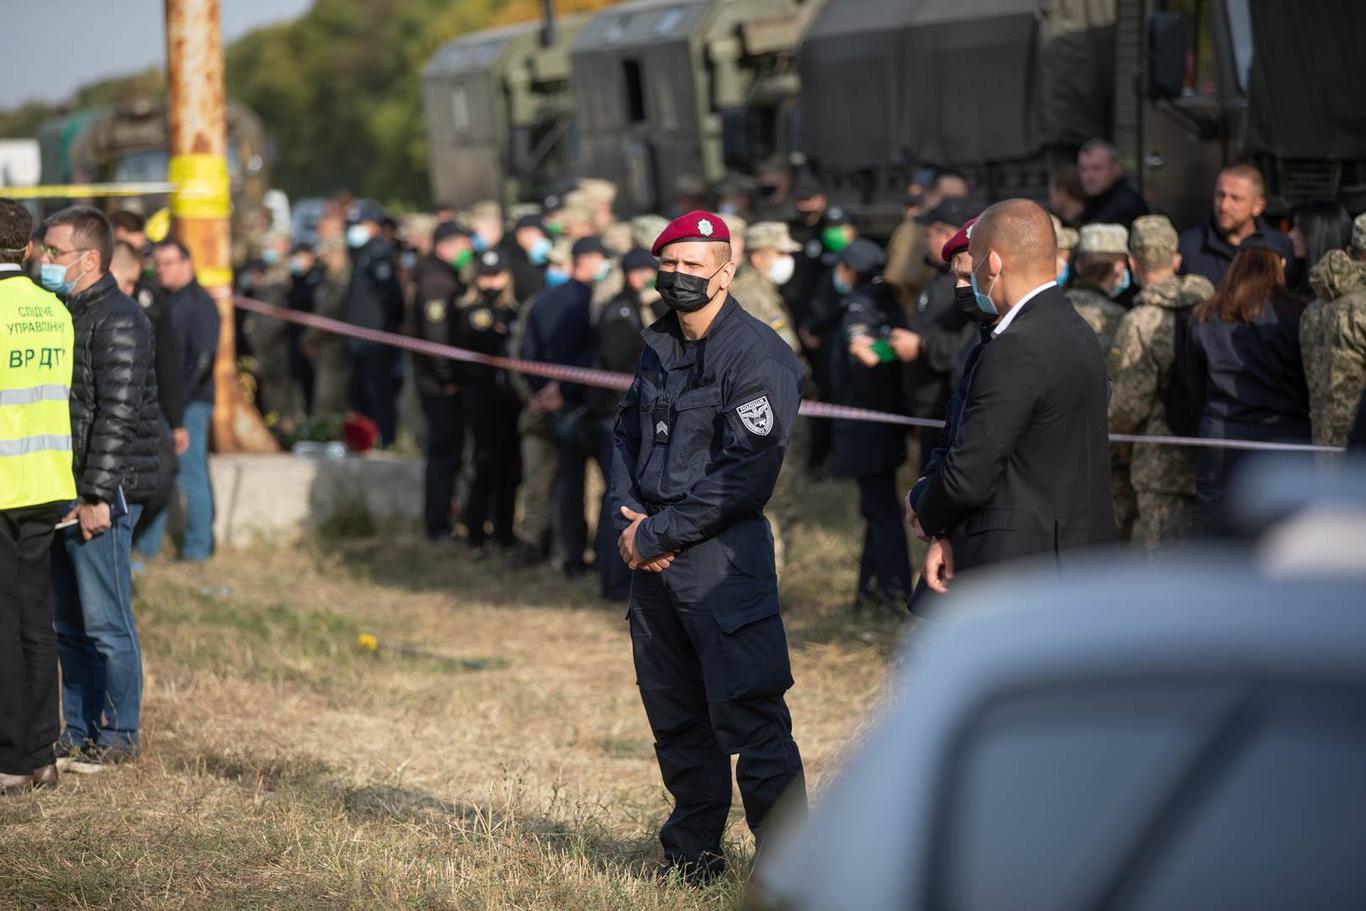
[165,0,277,453]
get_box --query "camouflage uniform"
[244,262,300,426]
[1108,271,1215,552]
[730,222,801,353]
[1067,286,1127,352]
[1301,250,1366,449]
[304,249,352,416]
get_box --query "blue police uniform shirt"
[609,296,805,564]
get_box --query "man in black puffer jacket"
[40,207,159,763]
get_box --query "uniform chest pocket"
[671,386,722,463]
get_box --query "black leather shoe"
[654,852,726,887]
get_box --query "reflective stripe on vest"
[0,276,76,509]
[0,383,70,406]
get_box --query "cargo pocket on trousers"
[714,600,794,701]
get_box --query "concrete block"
[210,452,423,547]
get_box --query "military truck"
[797,0,1366,232]
[569,0,814,214]
[35,95,271,219]
[422,15,588,210]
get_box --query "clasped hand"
[617,506,677,573]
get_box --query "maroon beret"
[651,210,731,257]
[941,216,977,263]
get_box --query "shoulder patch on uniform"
[804,239,823,259]
[737,395,774,436]
[137,288,154,309]
[470,308,493,331]
[425,299,447,324]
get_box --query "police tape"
[2,182,177,199]
[232,295,1344,454]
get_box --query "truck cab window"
[1163,0,1217,97]
[623,59,647,124]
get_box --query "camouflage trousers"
[519,431,557,544]
[312,362,351,417]
[1111,447,1136,543]
[1133,490,1201,553]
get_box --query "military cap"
[1128,214,1179,262]
[791,171,826,200]
[1353,212,1366,253]
[1051,215,1080,252]
[925,197,981,229]
[746,221,802,253]
[941,217,978,263]
[650,210,731,257]
[475,248,509,275]
[719,212,748,241]
[571,236,610,258]
[837,237,886,276]
[630,214,669,250]
[621,247,658,273]
[542,193,564,214]
[514,214,546,233]
[1077,223,1129,255]
[576,177,617,205]
[825,205,854,227]
[432,220,470,244]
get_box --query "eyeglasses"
[42,245,92,260]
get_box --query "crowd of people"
[223,144,1365,607]
[2,139,1365,794]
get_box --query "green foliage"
[226,0,506,209]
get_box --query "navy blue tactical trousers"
[628,571,805,864]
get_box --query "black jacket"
[518,278,594,403]
[504,241,546,304]
[410,253,464,395]
[1177,218,1295,289]
[904,265,976,418]
[343,236,403,356]
[133,278,185,428]
[455,287,520,407]
[168,279,220,405]
[1081,178,1149,227]
[911,286,1116,573]
[68,273,161,505]
[829,286,907,478]
[590,287,666,418]
[1187,299,1309,429]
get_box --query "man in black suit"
[907,199,1115,594]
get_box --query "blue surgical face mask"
[40,262,75,296]
[594,261,611,283]
[833,274,852,296]
[545,267,570,287]
[528,236,552,266]
[970,255,999,317]
[472,234,489,253]
[1056,261,1070,287]
[261,248,280,267]
[1110,267,1131,299]
[346,224,371,249]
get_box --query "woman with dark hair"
[1187,242,1311,530]
[1289,200,1353,296]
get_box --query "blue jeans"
[180,401,215,560]
[52,502,144,753]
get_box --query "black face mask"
[480,287,502,304]
[954,282,995,325]
[656,264,723,313]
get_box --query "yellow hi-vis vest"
[0,271,76,510]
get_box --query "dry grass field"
[0,472,921,910]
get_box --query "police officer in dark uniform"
[504,214,551,303]
[343,200,405,446]
[591,247,666,601]
[610,211,806,882]
[286,243,323,415]
[828,238,914,604]
[412,220,473,541]
[903,198,983,471]
[456,248,523,553]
